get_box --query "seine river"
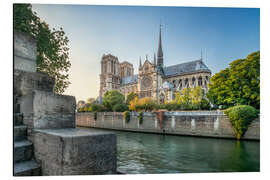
[82,128,260,174]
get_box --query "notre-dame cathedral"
[99,26,211,103]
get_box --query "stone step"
[14,125,27,141]
[14,113,23,126]
[14,140,33,163]
[14,160,41,176]
[14,103,20,113]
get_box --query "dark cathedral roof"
[163,60,211,77]
[121,74,138,85]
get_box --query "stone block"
[14,31,37,72]
[14,69,55,97]
[33,128,117,175]
[20,90,76,129]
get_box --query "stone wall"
[14,31,37,72]
[14,31,117,175]
[76,111,260,140]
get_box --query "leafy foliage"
[123,111,130,123]
[113,103,129,112]
[94,111,97,121]
[129,97,157,112]
[138,112,143,124]
[224,105,259,140]
[200,98,211,110]
[78,103,104,112]
[14,4,71,93]
[126,92,138,105]
[207,51,260,109]
[103,90,125,111]
[91,104,104,112]
[173,86,207,110]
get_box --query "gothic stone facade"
[99,27,211,103]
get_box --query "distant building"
[99,26,211,103]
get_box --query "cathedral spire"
[157,24,164,66]
[154,53,156,65]
[139,56,142,68]
[200,49,203,62]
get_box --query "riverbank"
[76,111,260,140]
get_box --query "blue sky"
[32,4,260,101]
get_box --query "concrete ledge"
[33,128,117,175]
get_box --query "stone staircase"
[14,113,41,176]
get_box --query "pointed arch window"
[198,76,202,86]
[185,78,189,88]
[192,77,196,87]
[172,80,176,88]
[178,79,182,89]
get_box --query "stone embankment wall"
[76,111,260,140]
[14,31,117,175]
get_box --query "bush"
[163,102,181,111]
[123,111,130,123]
[77,107,84,112]
[138,112,143,124]
[129,97,157,112]
[126,92,138,105]
[113,103,129,112]
[91,104,104,112]
[94,111,97,120]
[103,90,125,111]
[200,98,210,110]
[224,105,259,140]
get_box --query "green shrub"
[129,97,157,112]
[138,112,143,124]
[123,111,130,123]
[77,107,84,112]
[113,103,129,112]
[200,98,210,110]
[224,105,259,140]
[94,111,97,120]
[103,90,125,111]
[91,104,104,112]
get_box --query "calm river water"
[82,128,260,174]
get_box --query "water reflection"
[82,128,260,174]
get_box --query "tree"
[14,4,71,94]
[86,98,95,104]
[102,90,125,111]
[174,87,204,110]
[126,92,138,105]
[207,51,260,109]
[224,105,259,140]
[128,97,157,112]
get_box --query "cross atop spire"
[157,23,164,67]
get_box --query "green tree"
[112,103,128,112]
[174,88,192,109]
[86,98,95,104]
[207,51,260,109]
[224,105,259,140]
[14,4,71,94]
[103,90,125,111]
[126,92,138,105]
[190,86,203,109]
